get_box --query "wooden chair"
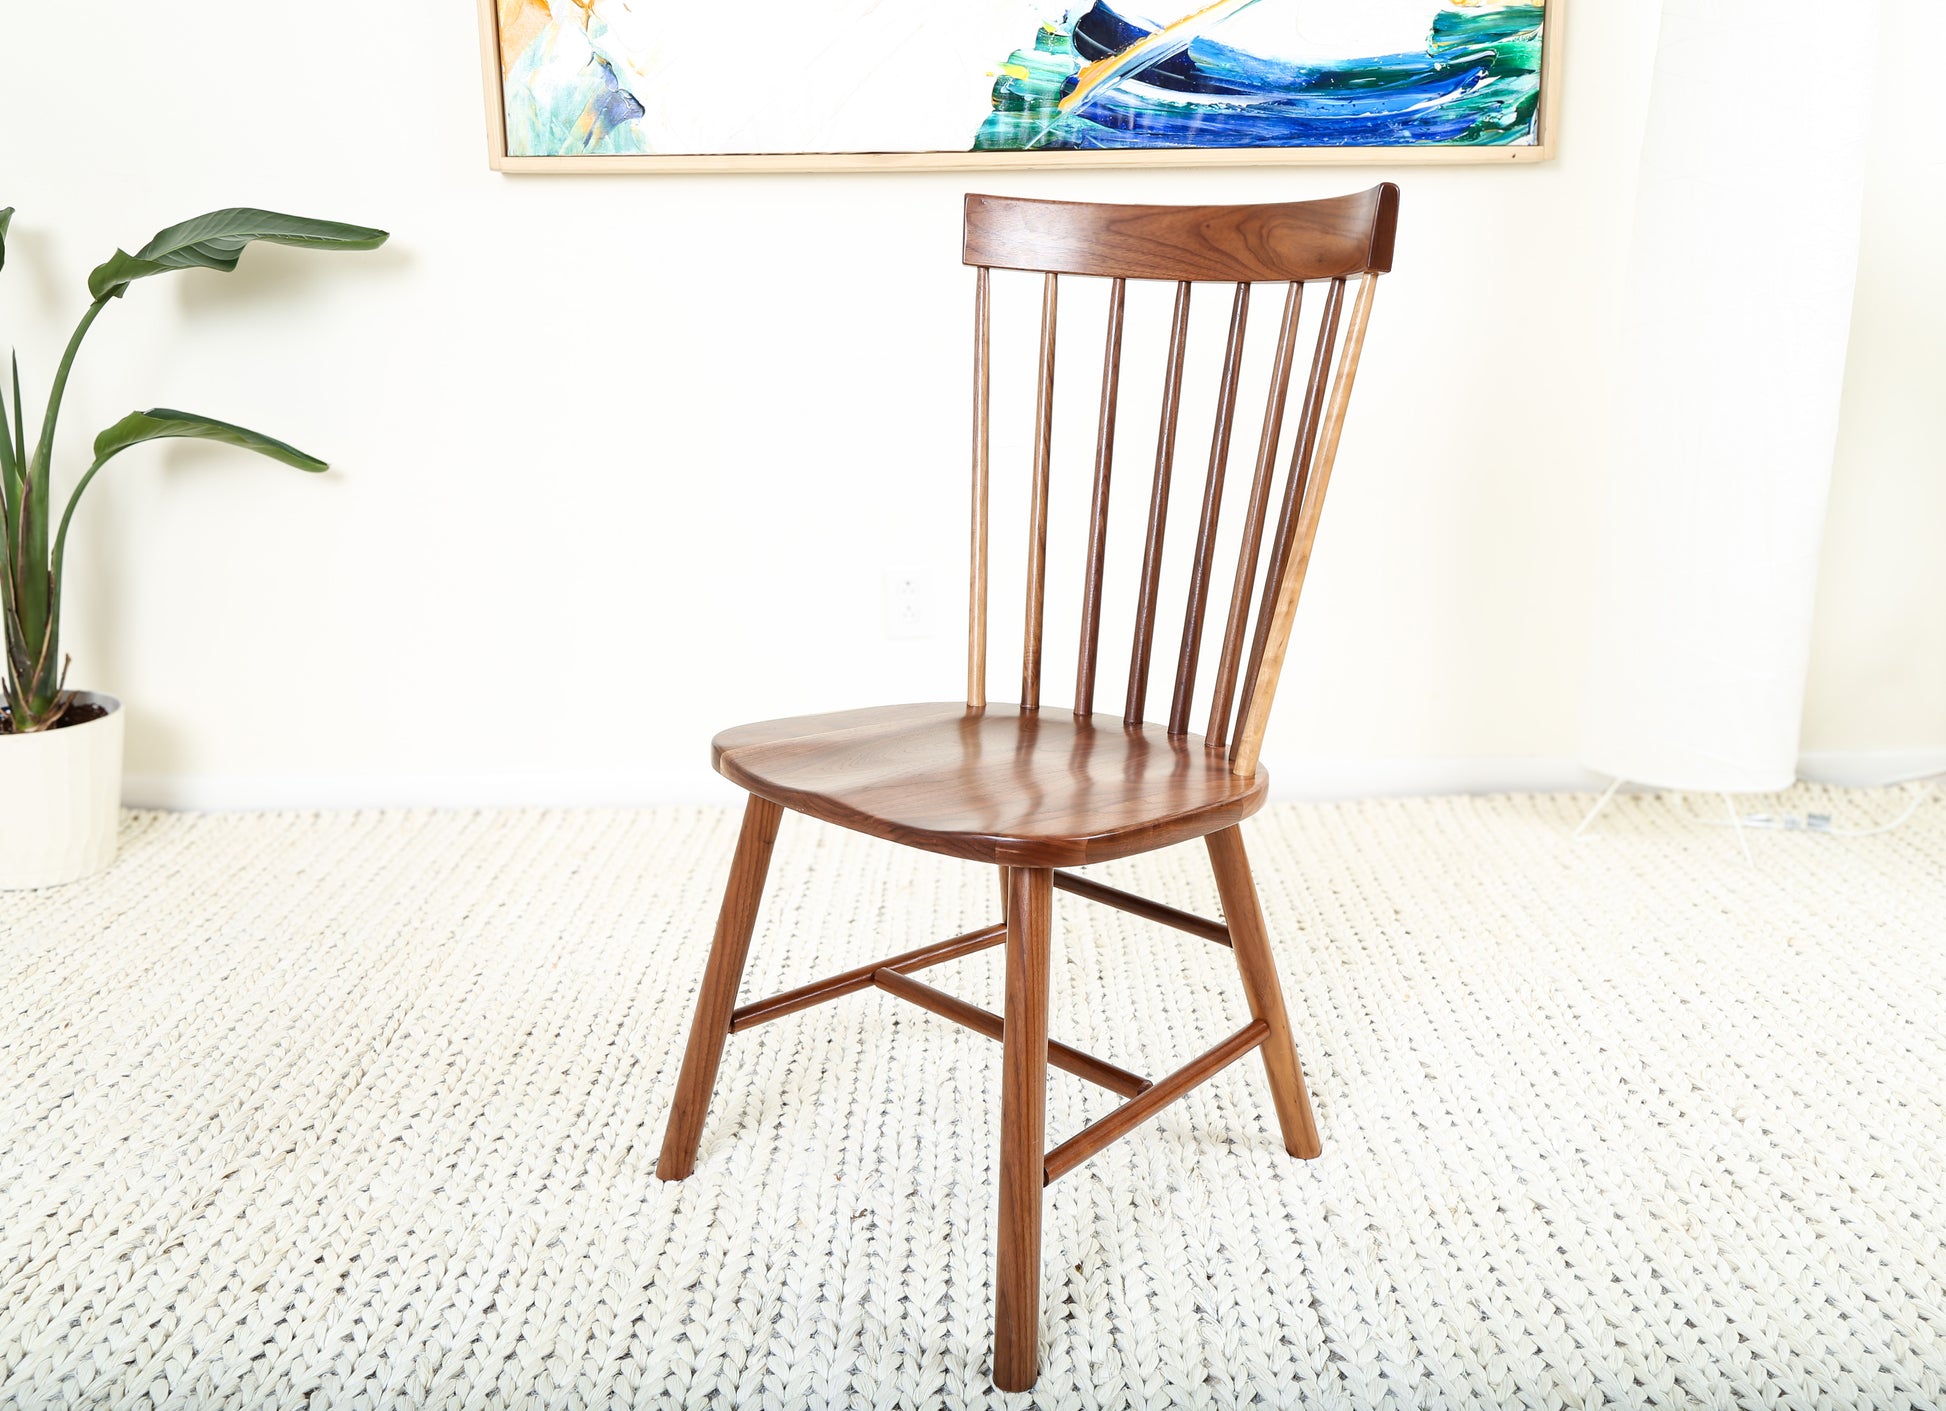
[658,185,1399,1391]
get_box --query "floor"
[2,787,1942,1409]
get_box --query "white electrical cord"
[1679,778,1938,838]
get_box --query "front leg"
[657,794,783,1180]
[993,865,1052,1390]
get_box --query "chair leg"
[993,865,1051,1392]
[1205,826,1323,1160]
[657,794,784,1181]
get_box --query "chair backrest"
[961,184,1398,777]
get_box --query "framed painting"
[477,0,1560,173]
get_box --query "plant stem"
[6,297,107,729]
[30,298,107,503]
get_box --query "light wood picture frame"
[478,0,1560,174]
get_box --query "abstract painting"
[479,0,1555,171]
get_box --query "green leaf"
[91,408,329,471]
[0,354,15,480]
[0,355,15,491]
[8,354,20,475]
[52,410,330,606]
[87,208,388,301]
[0,207,12,274]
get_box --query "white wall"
[0,2,1936,807]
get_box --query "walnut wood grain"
[714,703,1266,869]
[964,187,1399,283]
[729,921,1007,1032]
[1125,280,1193,727]
[1232,273,1379,777]
[1234,277,1346,748]
[994,866,1051,1392]
[1021,272,1058,711]
[1043,1019,1268,1183]
[1050,869,1231,946]
[968,266,991,709]
[1074,276,1127,719]
[1206,825,1322,1158]
[872,967,1150,1098]
[1168,281,1251,737]
[1206,281,1303,748]
[656,795,781,1181]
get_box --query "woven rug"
[2,789,1944,1409]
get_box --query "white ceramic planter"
[0,691,124,889]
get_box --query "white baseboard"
[122,750,1945,812]
[1265,756,1602,800]
[1795,749,1946,789]
[120,769,745,812]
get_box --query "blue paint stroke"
[504,21,650,157]
[978,4,1543,151]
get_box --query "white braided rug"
[3,789,1944,1409]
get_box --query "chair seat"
[713,702,1268,868]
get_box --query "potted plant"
[0,206,388,888]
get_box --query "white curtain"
[1579,0,1882,793]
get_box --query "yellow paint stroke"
[1059,0,1266,113]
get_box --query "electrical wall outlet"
[882,568,934,640]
